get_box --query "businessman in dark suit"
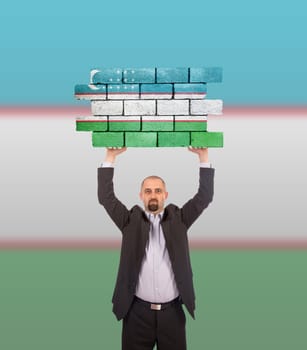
[98,147,215,350]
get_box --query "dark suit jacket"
[98,167,215,320]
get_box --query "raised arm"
[187,146,209,163]
[97,147,130,231]
[181,147,215,228]
[103,147,127,164]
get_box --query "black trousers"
[122,297,187,350]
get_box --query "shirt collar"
[145,210,164,221]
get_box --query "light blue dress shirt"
[135,211,179,303]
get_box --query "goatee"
[148,200,158,212]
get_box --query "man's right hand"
[104,147,127,163]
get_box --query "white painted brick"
[109,116,141,122]
[174,116,208,122]
[142,116,174,122]
[76,116,108,121]
[174,92,206,100]
[141,93,172,100]
[75,93,107,100]
[91,100,123,116]
[190,99,223,115]
[157,100,189,115]
[108,93,139,100]
[124,100,156,116]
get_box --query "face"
[139,178,168,214]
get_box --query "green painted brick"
[76,117,108,131]
[142,121,173,131]
[142,117,174,131]
[92,132,124,147]
[191,132,224,147]
[158,132,190,147]
[76,121,108,131]
[174,121,207,132]
[109,122,140,131]
[125,132,157,147]
[109,117,141,131]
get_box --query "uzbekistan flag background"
[1,1,306,349]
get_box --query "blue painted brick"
[140,83,172,93]
[74,84,107,99]
[189,67,223,83]
[91,68,122,84]
[156,68,189,83]
[174,83,207,99]
[140,84,173,99]
[107,84,139,99]
[123,68,155,83]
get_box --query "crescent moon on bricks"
[90,69,100,83]
[88,84,100,90]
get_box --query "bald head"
[140,175,166,190]
[139,175,168,214]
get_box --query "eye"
[155,189,162,193]
[144,189,151,194]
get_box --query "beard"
[148,199,159,212]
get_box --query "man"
[98,147,215,350]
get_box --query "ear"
[164,191,169,200]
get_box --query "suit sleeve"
[180,167,215,229]
[97,167,130,231]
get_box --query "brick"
[142,116,173,131]
[107,84,139,100]
[156,68,188,83]
[123,68,155,83]
[125,132,157,147]
[157,100,189,115]
[158,132,190,147]
[109,116,141,131]
[124,100,156,116]
[140,84,173,99]
[92,132,124,147]
[190,99,223,115]
[76,116,108,131]
[189,67,223,83]
[91,100,123,116]
[190,132,224,147]
[90,68,122,84]
[174,83,207,99]
[74,84,107,100]
[174,116,207,131]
